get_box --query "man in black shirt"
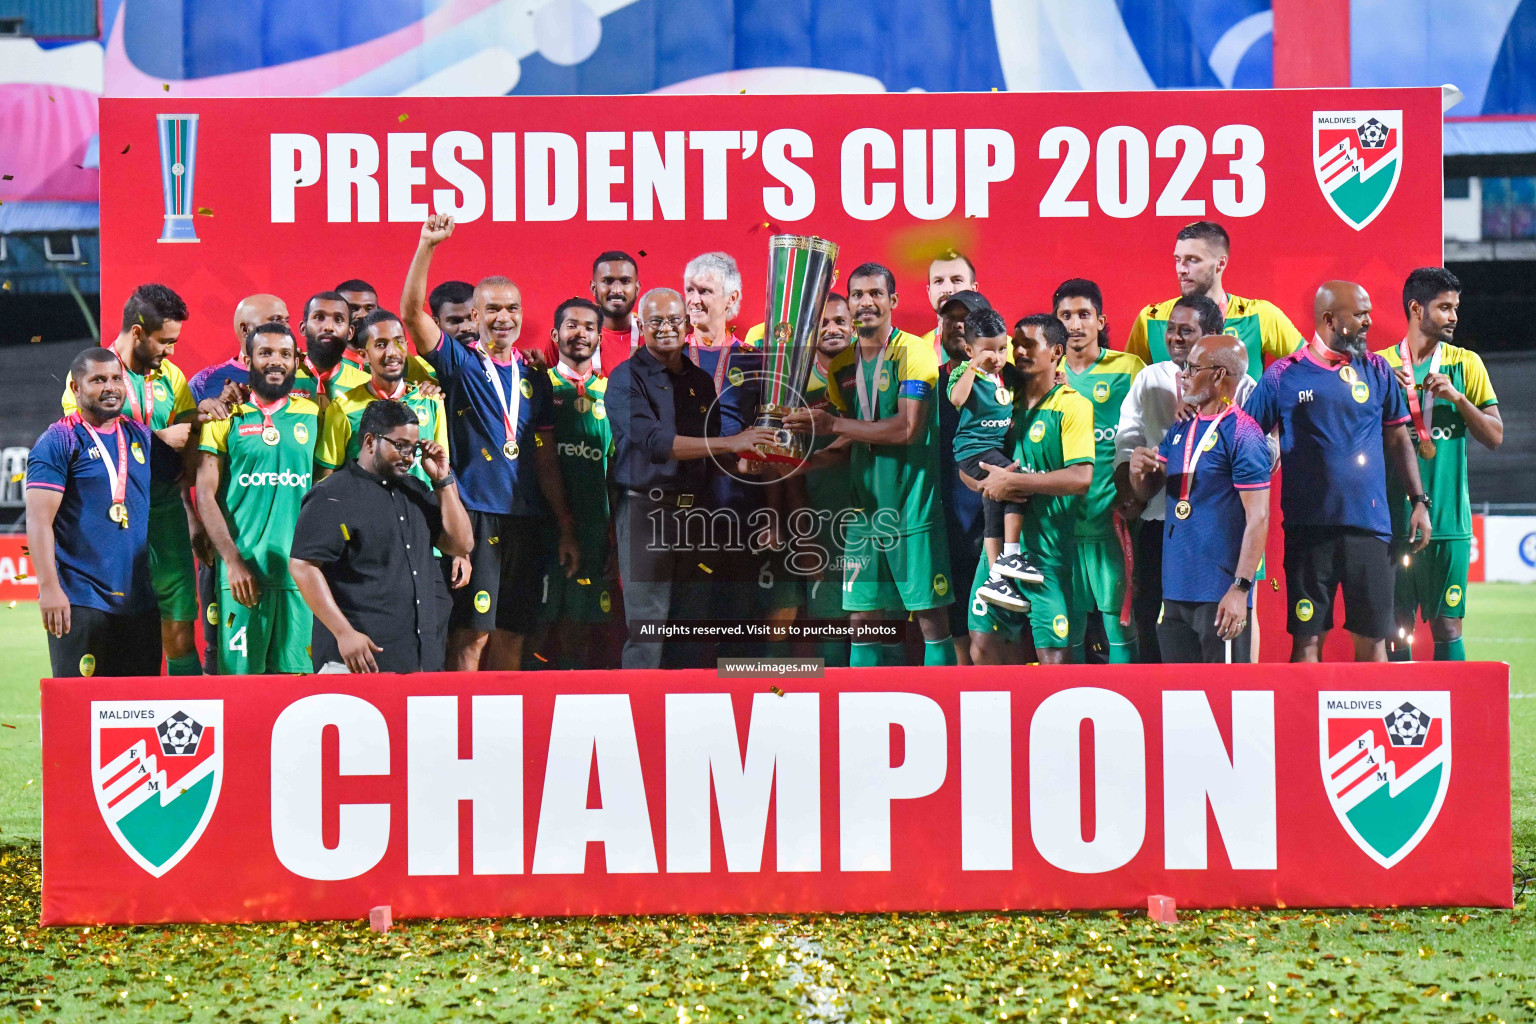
[289,400,473,672]
[606,288,774,668]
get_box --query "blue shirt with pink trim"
[26,414,156,615]
[1156,409,1272,603]
[1244,347,1409,541]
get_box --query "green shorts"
[1069,535,1134,646]
[841,525,953,613]
[1394,537,1471,622]
[148,499,197,623]
[752,545,804,613]
[537,522,614,624]
[966,555,1074,649]
[213,577,312,675]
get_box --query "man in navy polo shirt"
[27,348,161,677]
[1246,281,1432,662]
[1129,334,1272,662]
[402,213,580,671]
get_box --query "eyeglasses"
[1185,361,1227,376]
[373,435,422,458]
[644,316,687,331]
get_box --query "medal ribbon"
[477,347,522,452]
[253,394,288,435]
[116,356,154,426]
[854,328,897,422]
[555,362,593,400]
[689,333,736,395]
[368,377,407,401]
[82,419,129,514]
[1177,405,1235,507]
[302,354,340,396]
[1397,338,1441,445]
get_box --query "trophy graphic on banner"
[156,113,200,243]
[745,234,839,465]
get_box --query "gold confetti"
[226,613,235,627]
[698,563,713,574]
[162,83,170,91]
[196,207,213,216]
[1271,578,1280,591]
[481,447,492,460]
[28,336,41,345]
[398,113,410,122]
[532,652,548,663]
[488,535,500,545]
[340,523,351,541]
[1,723,14,729]
[12,575,27,582]
[10,474,21,483]
[576,577,591,586]
[1,281,10,291]
[769,686,785,697]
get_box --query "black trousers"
[1133,519,1164,664]
[615,492,716,669]
[957,450,1027,540]
[1157,598,1251,664]
[48,605,163,678]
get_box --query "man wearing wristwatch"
[1245,281,1432,662]
[1129,334,1272,662]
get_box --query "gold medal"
[261,425,280,446]
[1418,437,1437,459]
[502,439,520,460]
[1338,364,1359,384]
[109,501,129,528]
[1174,500,1192,520]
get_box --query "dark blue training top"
[1244,346,1408,541]
[1156,409,1272,604]
[27,414,157,615]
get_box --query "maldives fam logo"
[1313,110,1403,231]
[1319,691,1450,868]
[91,701,223,876]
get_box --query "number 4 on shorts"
[228,626,247,656]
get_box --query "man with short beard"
[591,250,641,373]
[299,291,372,403]
[922,251,979,358]
[798,294,855,665]
[430,280,480,346]
[28,348,161,677]
[194,323,319,674]
[1246,280,1432,662]
[61,285,202,675]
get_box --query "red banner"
[41,664,1510,924]
[0,536,37,600]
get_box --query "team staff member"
[1125,220,1305,379]
[1129,334,1272,662]
[194,324,318,674]
[189,293,289,403]
[403,214,580,671]
[922,251,979,357]
[61,284,202,675]
[607,288,775,669]
[539,298,616,666]
[1379,267,1502,661]
[964,315,1094,665]
[591,250,641,372]
[28,348,161,677]
[785,263,958,667]
[1055,278,1146,663]
[1247,280,1432,662]
[1112,294,1257,661]
[430,280,480,346]
[290,401,473,673]
[316,310,448,486]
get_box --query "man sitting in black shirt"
[289,400,473,672]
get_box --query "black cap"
[939,290,990,315]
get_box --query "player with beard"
[785,263,957,666]
[334,279,378,368]
[797,294,855,665]
[189,293,289,404]
[1246,281,1431,662]
[403,214,579,671]
[61,285,203,675]
[194,324,319,674]
[536,298,615,666]
[922,251,979,358]
[1126,221,1303,379]
[591,251,641,373]
[431,280,480,345]
[28,348,161,677]
[1054,278,1146,663]
[316,310,448,486]
[297,291,370,404]
[1378,268,1502,661]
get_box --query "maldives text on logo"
[91,701,223,877]
[1313,110,1402,231]
[1319,691,1449,868]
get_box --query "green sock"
[166,652,202,676]
[1434,638,1465,661]
[819,640,850,668]
[1107,640,1137,664]
[881,642,907,667]
[1388,644,1412,663]
[923,637,958,666]
[850,643,880,667]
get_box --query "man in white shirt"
[1113,294,1257,662]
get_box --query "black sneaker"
[978,573,1031,612]
[993,552,1045,585]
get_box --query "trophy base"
[741,409,808,465]
[159,215,200,243]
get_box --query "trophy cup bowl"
[745,234,839,465]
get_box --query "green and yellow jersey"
[547,366,614,545]
[62,355,196,508]
[316,379,447,486]
[803,359,852,517]
[198,396,320,588]
[1126,292,1303,380]
[1010,383,1095,565]
[823,328,943,537]
[301,360,372,404]
[1059,347,1145,540]
[1377,341,1498,541]
[948,361,1023,462]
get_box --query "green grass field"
[2,585,1533,1022]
